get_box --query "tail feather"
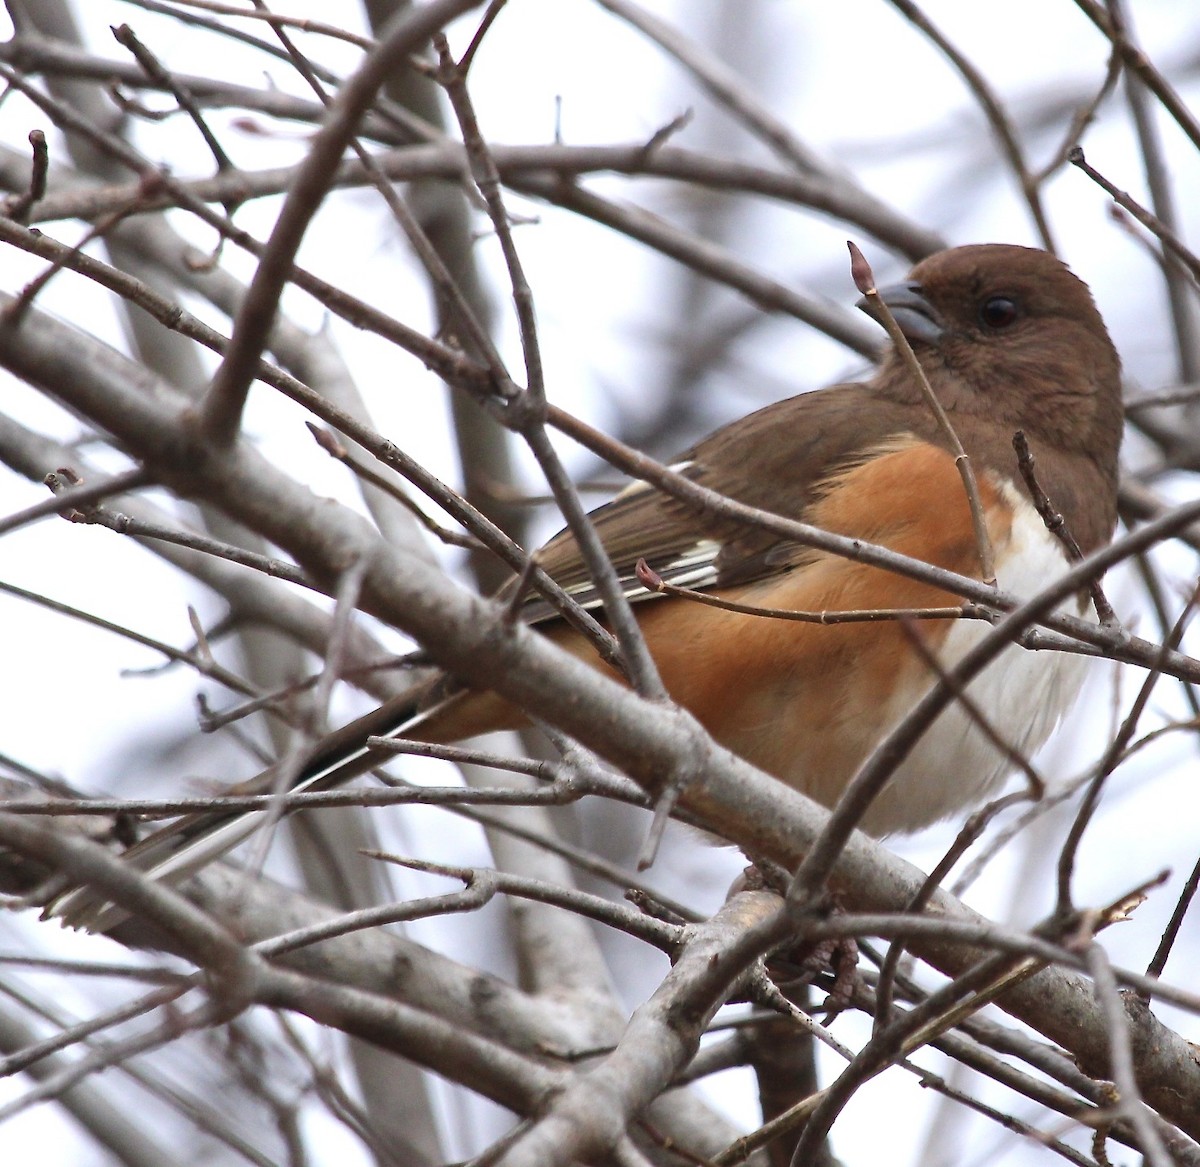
[45,682,511,932]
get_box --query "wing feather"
[516,383,933,623]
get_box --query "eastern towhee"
[51,243,1123,930]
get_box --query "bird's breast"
[859,481,1089,833]
[636,443,1093,835]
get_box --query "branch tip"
[847,240,874,296]
[635,558,665,592]
[305,421,346,459]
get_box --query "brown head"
[863,244,1124,470]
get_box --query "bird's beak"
[857,281,946,346]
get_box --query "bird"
[50,243,1123,931]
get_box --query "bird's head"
[862,243,1123,459]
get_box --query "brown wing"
[516,382,935,622]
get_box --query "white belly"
[862,486,1092,835]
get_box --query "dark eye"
[980,295,1019,330]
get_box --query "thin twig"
[1013,429,1118,626]
[1108,0,1200,381]
[1142,853,1200,995]
[127,0,375,49]
[1073,0,1200,154]
[1056,584,1198,915]
[2,128,47,223]
[1083,941,1174,1167]
[1069,146,1200,286]
[197,0,487,444]
[635,558,984,625]
[0,216,616,660]
[307,423,482,550]
[886,0,1054,250]
[0,465,147,536]
[849,240,996,584]
[112,23,236,177]
[0,576,263,704]
[64,500,316,590]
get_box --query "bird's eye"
[979,296,1019,330]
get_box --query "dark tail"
[46,688,430,932]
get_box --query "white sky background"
[1,1,1200,1164]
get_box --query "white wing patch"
[611,460,695,503]
[653,539,722,590]
[560,537,723,610]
